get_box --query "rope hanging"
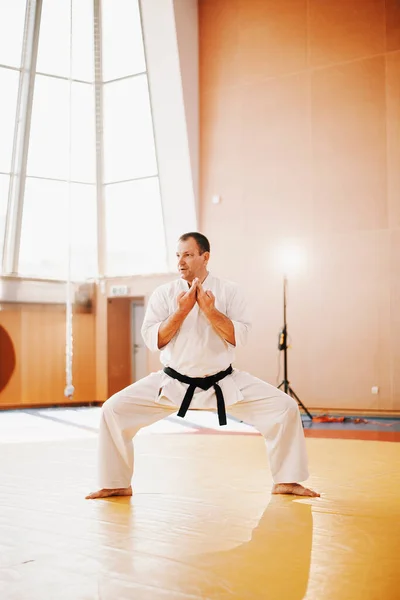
[64,0,74,399]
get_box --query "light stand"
[277,276,313,421]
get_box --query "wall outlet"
[371,386,379,395]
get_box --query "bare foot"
[272,483,320,497]
[85,485,132,499]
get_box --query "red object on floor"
[312,415,368,424]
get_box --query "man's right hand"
[177,278,198,315]
[157,279,198,349]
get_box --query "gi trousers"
[97,370,310,488]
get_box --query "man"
[87,232,319,499]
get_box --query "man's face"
[176,238,209,283]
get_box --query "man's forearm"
[157,309,189,349]
[203,308,236,346]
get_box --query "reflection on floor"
[0,407,399,599]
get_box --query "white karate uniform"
[98,274,309,488]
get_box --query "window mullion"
[93,0,105,278]
[3,0,42,275]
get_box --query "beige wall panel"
[237,0,307,83]
[311,56,387,234]
[199,0,398,412]
[386,0,400,51]
[309,0,385,68]
[386,51,400,229]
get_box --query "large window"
[105,178,165,276]
[23,0,97,280]
[101,0,146,81]
[0,69,19,173]
[36,0,94,81]
[101,0,166,276]
[0,175,9,257]
[0,0,26,267]
[27,77,96,182]
[0,0,167,280]
[103,75,157,183]
[0,0,26,68]
[19,179,97,280]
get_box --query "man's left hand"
[196,283,215,314]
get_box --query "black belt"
[163,365,233,426]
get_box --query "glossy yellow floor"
[1,427,400,599]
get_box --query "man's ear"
[203,251,210,265]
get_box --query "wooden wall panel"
[386,0,400,51]
[0,305,96,408]
[95,286,108,403]
[107,298,132,398]
[0,274,175,410]
[20,306,65,405]
[311,56,387,234]
[309,0,385,67]
[386,50,400,229]
[71,313,97,404]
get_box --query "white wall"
[140,0,198,270]
[173,0,199,214]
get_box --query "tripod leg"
[277,381,284,390]
[288,386,313,421]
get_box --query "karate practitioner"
[87,232,319,499]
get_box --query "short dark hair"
[179,232,210,255]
